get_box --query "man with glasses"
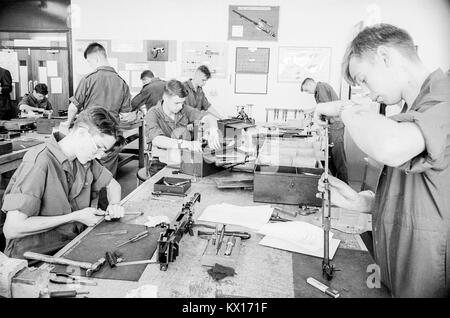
[1,107,125,258]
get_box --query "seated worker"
[301,78,348,183]
[183,65,223,119]
[18,83,52,116]
[1,106,125,259]
[144,79,221,175]
[315,24,450,297]
[130,70,166,116]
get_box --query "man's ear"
[376,45,392,67]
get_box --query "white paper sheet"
[50,77,62,94]
[258,221,333,252]
[111,39,143,53]
[259,235,340,259]
[0,51,19,82]
[47,60,58,77]
[19,65,29,95]
[232,25,244,37]
[197,203,273,231]
[38,67,47,84]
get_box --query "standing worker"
[0,66,13,120]
[183,65,223,119]
[301,77,348,183]
[130,70,166,116]
[62,42,134,176]
[315,24,450,297]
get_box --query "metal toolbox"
[153,177,191,194]
[180,149,223,177]
[253,164,323,206]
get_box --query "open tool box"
[153,176,191,194]
[253,138,324,207]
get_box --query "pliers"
[50,273,97,286]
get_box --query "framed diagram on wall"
[228,5,279,42]
[235,47,270,73]
[277,47,331,83]
[181,42,228,78]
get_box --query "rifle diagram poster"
[278,47,331,82]
[228,6,279,42]
[181,42,228,78]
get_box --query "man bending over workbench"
[1,107,125,259]
[144,79,221,175]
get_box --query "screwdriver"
[116,230,149,248]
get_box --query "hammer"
[23,252,106,277]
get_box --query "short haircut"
[197,65,211,79]
[300,78,315,91]
[140,70,154,79]
[164,79,188,98]
[34,83,48,95]
[74,106,125,151]
[83,42,107,59]
[342,23,418,85]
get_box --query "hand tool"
[269,214,291,222]
[298,205,319,216]
[49,273,97,286]
[43,289,90,298]
[115,230,149,248]
[94,230,128,236]
[224,236,236,256]
[197,230,251,240]
[306,277,340,298]
[152,191,187,197]
[23,252,106,277]
[116,259,157,267]
[105,251,123,268]
[216,225,226,255]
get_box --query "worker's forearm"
[152,136,180,149]
[340,107,401,164]
[20,104,44,112]
[106,179,122,205]
[3,212,75,239]
[67,103,78,124]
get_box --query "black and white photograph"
[0,0,449,305]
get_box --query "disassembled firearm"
[157,192,201,271]
[232,9,276,37]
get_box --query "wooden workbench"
[51,166,364,298]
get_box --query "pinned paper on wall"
[111,39,143,53]
[232,25,244,37]
[47,60,58,77]
[38,67,48,85]
[131,71,142,88]
[107,58,118,71]
[19,66,29,95]
[50,77,62,94]
[278,47,332,82]
[181,42,228,78]
[0,51,19,82]
[118,70,130,86]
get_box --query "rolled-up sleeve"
[18,95,30,107]
[69,77,88,110]
[144,109,165,144]
[91,160,113,192]
[2,164,46,216]
[394,101,450,172]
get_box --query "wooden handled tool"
[23,252,105,277]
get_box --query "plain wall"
[71,0,450,121]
